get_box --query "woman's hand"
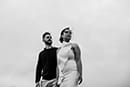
[78,75,83,85]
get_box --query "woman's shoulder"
[70,43,81,53]
[70,43,79,48]
[56,47,62,53]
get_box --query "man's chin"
[45,42,52,45]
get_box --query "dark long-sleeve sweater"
[35,47,57,83]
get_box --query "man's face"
[43,34,52,45]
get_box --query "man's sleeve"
[35,52,42,83]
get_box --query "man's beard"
[45,40,52,45]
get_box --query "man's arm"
[35,52,42,84]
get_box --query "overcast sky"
[0,0,130,87]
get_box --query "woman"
[57,27,83,87]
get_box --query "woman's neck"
[62,41,71,47]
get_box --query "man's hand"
[36,82,40,87]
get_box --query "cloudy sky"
[0,0,130,87]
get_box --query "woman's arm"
[71,43,83,84]
[56,47,61,85]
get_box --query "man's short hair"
[42,32,51,39]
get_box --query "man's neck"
[45,45,52,49]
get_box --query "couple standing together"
[35,27,83,87]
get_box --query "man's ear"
[42,39,45,42]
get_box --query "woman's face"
[62,29,72,42]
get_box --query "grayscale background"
[0,0,130,87]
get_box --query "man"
[35,32,58,87]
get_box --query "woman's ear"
[61,34,64,37]
[61,34,65,40]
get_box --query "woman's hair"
[59,27,71,43]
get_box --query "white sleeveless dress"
[57,42,79,87]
